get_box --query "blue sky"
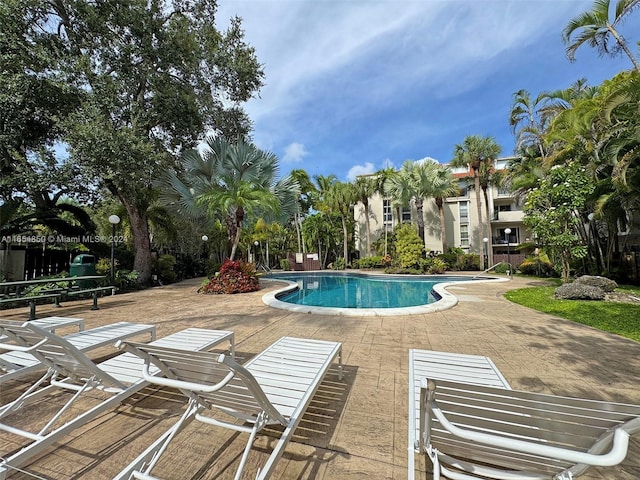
[216,0,634,182]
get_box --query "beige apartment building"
[353,157,532,269]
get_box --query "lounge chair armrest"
[116,340,236,393]
[425,380,631,467]
[0,337,49,353]
[140,361,236,393]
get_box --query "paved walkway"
[1,275,639,479]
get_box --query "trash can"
[70,254,97,287]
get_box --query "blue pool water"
[266,272,481,309]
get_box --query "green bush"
[114,270,141,291]
[458,253,481,271]
[439,252,459,269]
[96,257,117,275]
[395,224,424,269]
[358,255,386,269]
[280,258,291,271]
[492,263,511,274]
[154,254,177,284]
[518,254,555,277]
[332,257,346,270]
[428,258,447,274]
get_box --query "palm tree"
[158,136,299,261]
[374,166,398,255]
[451,135,502,250]
[509,89,549,157]
[352,175,377,256]
[562,0,640,73]
[429,164,460,253]
[289,169,316,253]
[386,160,437,248]
[323,181,355,264]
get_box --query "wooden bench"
[0,294,64,321]
[65,286,116,310]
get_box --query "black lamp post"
[504,228,511,276]
[201,235,208,274]
[108,215,120,284]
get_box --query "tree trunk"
[482,186,492,267]
[473,169,483,255]
[121,199,152,284]
[364,202,372,257]
[294,213,302,253]
[609,26,640,73]
[436,198,447,253]
[415,198,425,245]
[229,226,241,260]
[341,214,348,263]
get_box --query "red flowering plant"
[198,259,260,294]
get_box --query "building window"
[458,180,469,198]
[383,199,393,224]
[460,224,469,247]
[401,204,411,223]
[498,204,512,212]
[459,202,469,224]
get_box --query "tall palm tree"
[323,181,355,263]
[388,159,442,247]
[352,175,377,256]
[509,89,549,157]
[562,0,640,73]
[289,169,316,253]
[374,166,398,255]
[158,136,299,261]
[451,135,502,250]
[429,164,460,253]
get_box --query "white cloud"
[347,162,376,181]
[282,142,308,163]
[214,1,622,180]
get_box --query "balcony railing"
[492,210,524,222]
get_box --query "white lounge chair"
[0,320,156,384]
[0,316,84,343]
[409,349,640,480]
[114,336,343,480]
[0,325,234,479]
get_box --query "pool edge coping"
[260,272,509,316]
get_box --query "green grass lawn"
[504,280,640,342]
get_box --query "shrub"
[198,260,260,294]
[439,252,459,269]
[114,270,141,292]
[280,258,291,271]
[154,254,177,284]
[458,254,480,271]
[395,224,424,269]
[492,263,511,274]
[358,255,386,269]
[428,258,447,274]
[332,257,346,270]
[518,254,554,277]
[96,258,117,275]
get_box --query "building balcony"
[492,210,523,223]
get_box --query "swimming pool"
[261,271,504,316]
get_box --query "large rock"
[574,275,618,292]
[554,283,605,300]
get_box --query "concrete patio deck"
[1,275,639,479]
